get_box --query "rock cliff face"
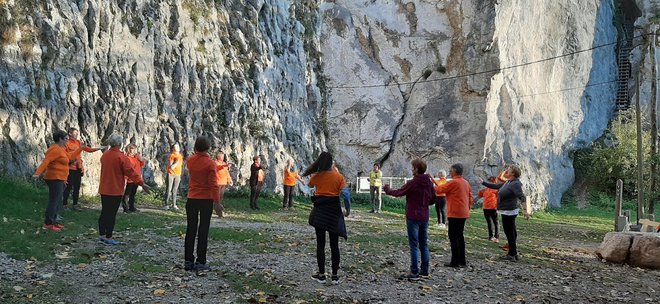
[0,0,650,207]
[0,0,326,193]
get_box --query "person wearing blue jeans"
[384,158,435,280]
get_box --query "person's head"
[488,175,497,182]
[194,136,211,153]
[52,130,68,146]
[287,159,294,167]
[438,170,447,179]
[125,144,137,156]
[68,128,79,140]
[171,143,180,153]
[449,163,464,177]
[373,163,380,171]
[411,159,427,176]
[253,155,261,165]
[106,133,123,148]
[302,151,333,176]
[216,151,225,161]
[505,165,521,179]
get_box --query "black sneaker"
[184,261,195,271]
[194,262,211,271]
[398,272,420,281]
[331,275,340,285]
[312,273,326,284]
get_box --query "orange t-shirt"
[433,178,448,197]
[283,169,298,186]
[436,176,473,218]
[478,188,498,210]
[65,138,97,171]
[99,147,144,196]
[187,152,220,201]
[34,144,83,181]
[125,154,146,184]
[308,170,347,196]
[167,152,183,176]
[258,169,265,182]
[216,160,232,186]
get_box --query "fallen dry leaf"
[13,286,24,292]
[153,289,166,296]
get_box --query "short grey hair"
[106,133,123,147]
[438,170,447,177]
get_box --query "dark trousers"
[282,185,294,208]
[435,197,447,224]
[447,218,467,266]
[121,183,139,211]
[315,228,340,276]
[45,180,65,225]
[185,199,214,264]
[250,182,263,208]
[63,169,82,206]
[98,195,122,238]
[484,209,499,238]
[501,214,518,256]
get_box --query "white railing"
[355,176,412,193]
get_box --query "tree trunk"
[650,29,658,215]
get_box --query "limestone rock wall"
[0,0,326,193]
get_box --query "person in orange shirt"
[214,151,232,217]
[249,155,268,210]
[184,136,220,271]
[164,144,183,210]
[97,133,150,245]
[432,170,448,228]
[121,144,147,213]
[478,176,499,243]
[282,159,305,210]
[33,130,84,232]
[62,128,103,211]
[304,152,350,285]
[435,163,473,268]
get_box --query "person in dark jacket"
[383,159,435,281]
[480,164,529,261]
[303,152,350,285]
[249,155,268,209]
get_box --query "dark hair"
[253,155,260,161]
[411,159,427,175]
[194,136,211,152]
[508,165,522,178]
[170,144,178,151]
[302,151,333,176]
[373,163,380,168]
[125,144,137,153]
[53,130,68,142]
[451,163,464,175]
[68,127,78,134]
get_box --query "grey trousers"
[370,186,382,211]
[45,180,65,225]
[165,173,181,207]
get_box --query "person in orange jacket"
[184,136,220,271]
[164,144,183,210]
[121,144,147,213]
[98,133,150,245]
[435,163,473,268]
[282,159,305,210]
[33,130,86,232]
[432,170,448,228]
[214,151,233,217]
[62,128,103,211]
[478,176,499,243]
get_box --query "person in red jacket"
[33,130,84,232]
[184,136,220,271]
[62,127,102,211]
[478,176,499,243]
[435,163,473,268]
[98,133,150,245]
[384,159,436,280]
[121,144,147,213]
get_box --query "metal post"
[615,179,624,231]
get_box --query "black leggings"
[447,218,467,265]
[185,199,214,264]
[501,214,518,256]
[121,183,139,211]
[315,228,340,275]
[282,185,294,208]
[98,195,122,238]
[435,197,447,224]
[483,209,499,238]
[63,169,82,206]
[250,182,263,208]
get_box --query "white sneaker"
[162,206,170,210]
[438,224,446,229]
[173,205,180,210]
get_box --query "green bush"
[350,192,406,210]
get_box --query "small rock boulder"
[596,232,633,263]
[629,234,660,269]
